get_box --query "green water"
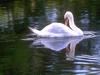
[0,0,100,75]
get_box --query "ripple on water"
[72,55,100,74]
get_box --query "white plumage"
[29,11,83,37]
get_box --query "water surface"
[0,0,100,75]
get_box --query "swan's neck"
[66,17,83,35]
[69,18,76,29]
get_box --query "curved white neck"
[67,17,83,35]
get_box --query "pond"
[0,0,100,75]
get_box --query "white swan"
[29,11,83,37]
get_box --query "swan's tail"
[29,27,60,37]
[29,27,42,36]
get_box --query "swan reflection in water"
[31,35,95,61]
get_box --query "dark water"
[0,0,100,75]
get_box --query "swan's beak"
[64,18,69,27]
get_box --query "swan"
[29,11,83,37]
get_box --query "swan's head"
[64,11,74,20]
[64,11,74,27]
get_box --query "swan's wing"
[41,23,70,33]
[41,23,78,36]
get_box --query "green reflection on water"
[0,40,30,75]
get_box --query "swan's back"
[41,23,71,33]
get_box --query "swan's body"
[29,23,79,37]
[29,11,83,37]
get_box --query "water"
[0,0,100,75]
